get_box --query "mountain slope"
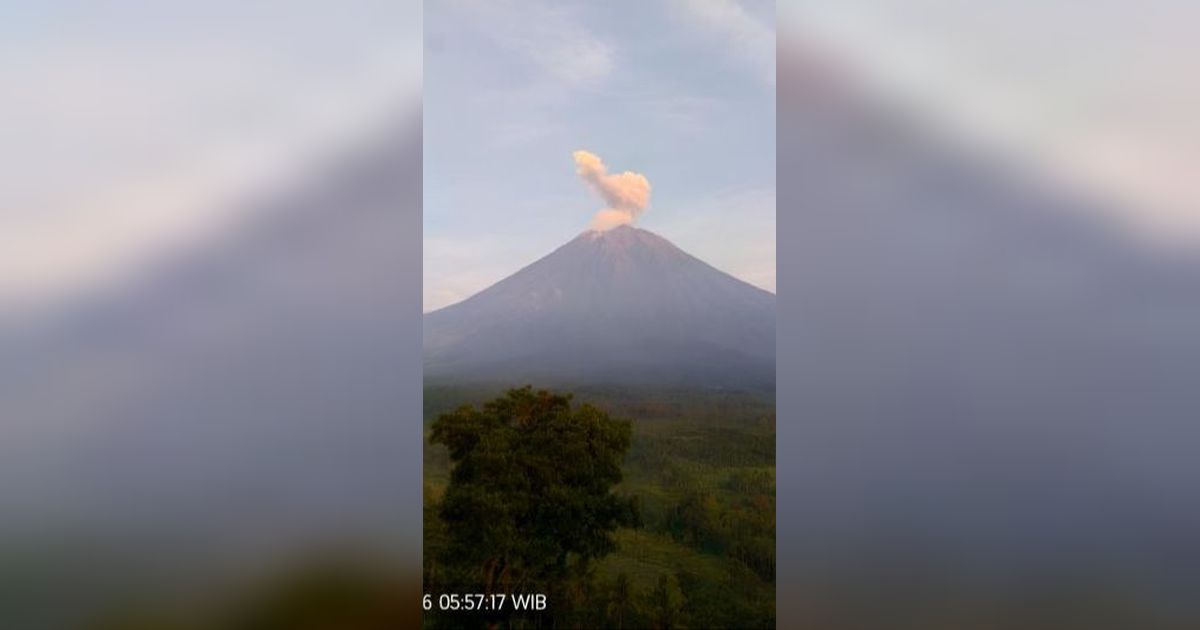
[424,225,775,388]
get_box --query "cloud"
[450,0,613,88]
[674,0,775,85]
[572,150,652,230]
[647,93,726,132]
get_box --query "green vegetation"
[425,386,639,628]
[423,385,776,628]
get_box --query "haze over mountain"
[423,224,776,389]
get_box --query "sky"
[8,0,1195,315]
[423,0,778,312]
[1,1,419,313]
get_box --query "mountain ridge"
[423,224,776,389]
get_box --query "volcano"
[423,225,775,388]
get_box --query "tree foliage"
[428,386,639,601]
[605,573,637,629]
[649,574,685,630]
[424,386,776,628]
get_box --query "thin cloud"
[645,92,727,132]
[449,0,614,88]
[673,0,776,85]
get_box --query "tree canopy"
[429,386,639,600]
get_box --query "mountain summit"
[424,225,775,388]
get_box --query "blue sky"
[10,0,1193,314]
[423,0,777,311]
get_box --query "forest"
[423,385,776,629]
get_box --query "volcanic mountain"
[423,225,776,388]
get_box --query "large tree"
[429,387,639,601]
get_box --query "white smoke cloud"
[572,150,651,230]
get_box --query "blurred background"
[778,1,1200,628]
[0,2,422,628]
[3,0,1199,628]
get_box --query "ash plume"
[572,150,651,230]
